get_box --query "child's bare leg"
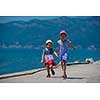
[61,61,64,70]
[61,60,65,70]
[63,61,67,76]
[49,64,55,75]
[61,60,67,78]
[51,67,55,75]
[46,66,51,78]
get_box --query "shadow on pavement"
[52,76,84,79]
[67,77,84,79]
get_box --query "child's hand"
[54,51,59,57]
[41,60,44,63]
[57,53,59,57]
[56,54,59,58]
[73,47,76,50]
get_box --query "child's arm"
[58,44,60,56]
[41,52,45,63]
[68,41,76,50]
[54,51,59,57]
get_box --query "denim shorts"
[60,53,68,61]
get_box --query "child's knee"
[61,60,66,65]
[46,66,50,69]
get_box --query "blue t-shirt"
[43,48,54,55]
[57,39,71,57]
[43,48,54,61]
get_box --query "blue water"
[0,48,100,75]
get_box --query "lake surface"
[0,48,100,75]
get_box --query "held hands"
[55,52,59,57]
[56,54,59,58]
[57,52,59,57]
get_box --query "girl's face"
[46,42,52,49]
[60,34,67,42]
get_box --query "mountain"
[0,16,100,48]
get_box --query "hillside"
[0,16,100,49]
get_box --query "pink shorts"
[45,60,56,67]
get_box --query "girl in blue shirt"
[58,30,75,79]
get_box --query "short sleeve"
[57,40,60,45]
[43,49,46,55]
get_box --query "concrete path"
[0,63,100,83]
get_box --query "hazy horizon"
[0,16,59,23]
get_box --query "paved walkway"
[0,63,100,83]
